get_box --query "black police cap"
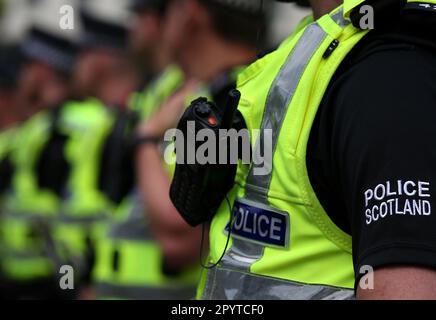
[80,9,128,51]
[21,27,78,74]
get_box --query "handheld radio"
[170,89,242,227]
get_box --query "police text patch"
[224,198,290,248]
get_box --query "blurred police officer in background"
[0,45,22,170]
[0,25,78,300]
[47,1,139,299]
[0,46,23,295]
[134,0,268,296]
[16,28,75,120]
[0,46,22,202]
[0,0,138,299]
[92,0,200,300]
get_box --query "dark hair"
[199,0,266,48]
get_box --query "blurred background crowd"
[0,0,309,300]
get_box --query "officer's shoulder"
[320,33,436,137]
[332,34,436,106]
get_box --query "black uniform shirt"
[307,9,436,285]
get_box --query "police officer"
[0,45,22,183]
[0,46,23,297]
[92,0,200,300]
[49,4,139,298]
[174,0,436,299]
[0,27,78,300]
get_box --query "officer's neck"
[310,0,342,19]
[150,42,173,76]
[183,36,256,83]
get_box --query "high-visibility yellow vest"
[0,112,59,280]
[200,0,436,300]
[93,65,202,299]
[0,99,113,282]
[52,99,114,278]
[0,126,18,197]
[93,191,200,299]
[0,126,17,162]
[129,65,184,119]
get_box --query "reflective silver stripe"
[202,268,354,300]
[246,21,329,197]
[108,218,153,241]
[58,212,108,225]
[2,210,54,221]
[2,251,48,260]
[108,192,153,242]
[222,21,329,273]
[212,10,355,300]
[96,282,197,300]
[23,38,74,72]
[331,9,350,27]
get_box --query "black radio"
[36,104,70,197]
[98,107,139,204]
[170,89,245,227]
